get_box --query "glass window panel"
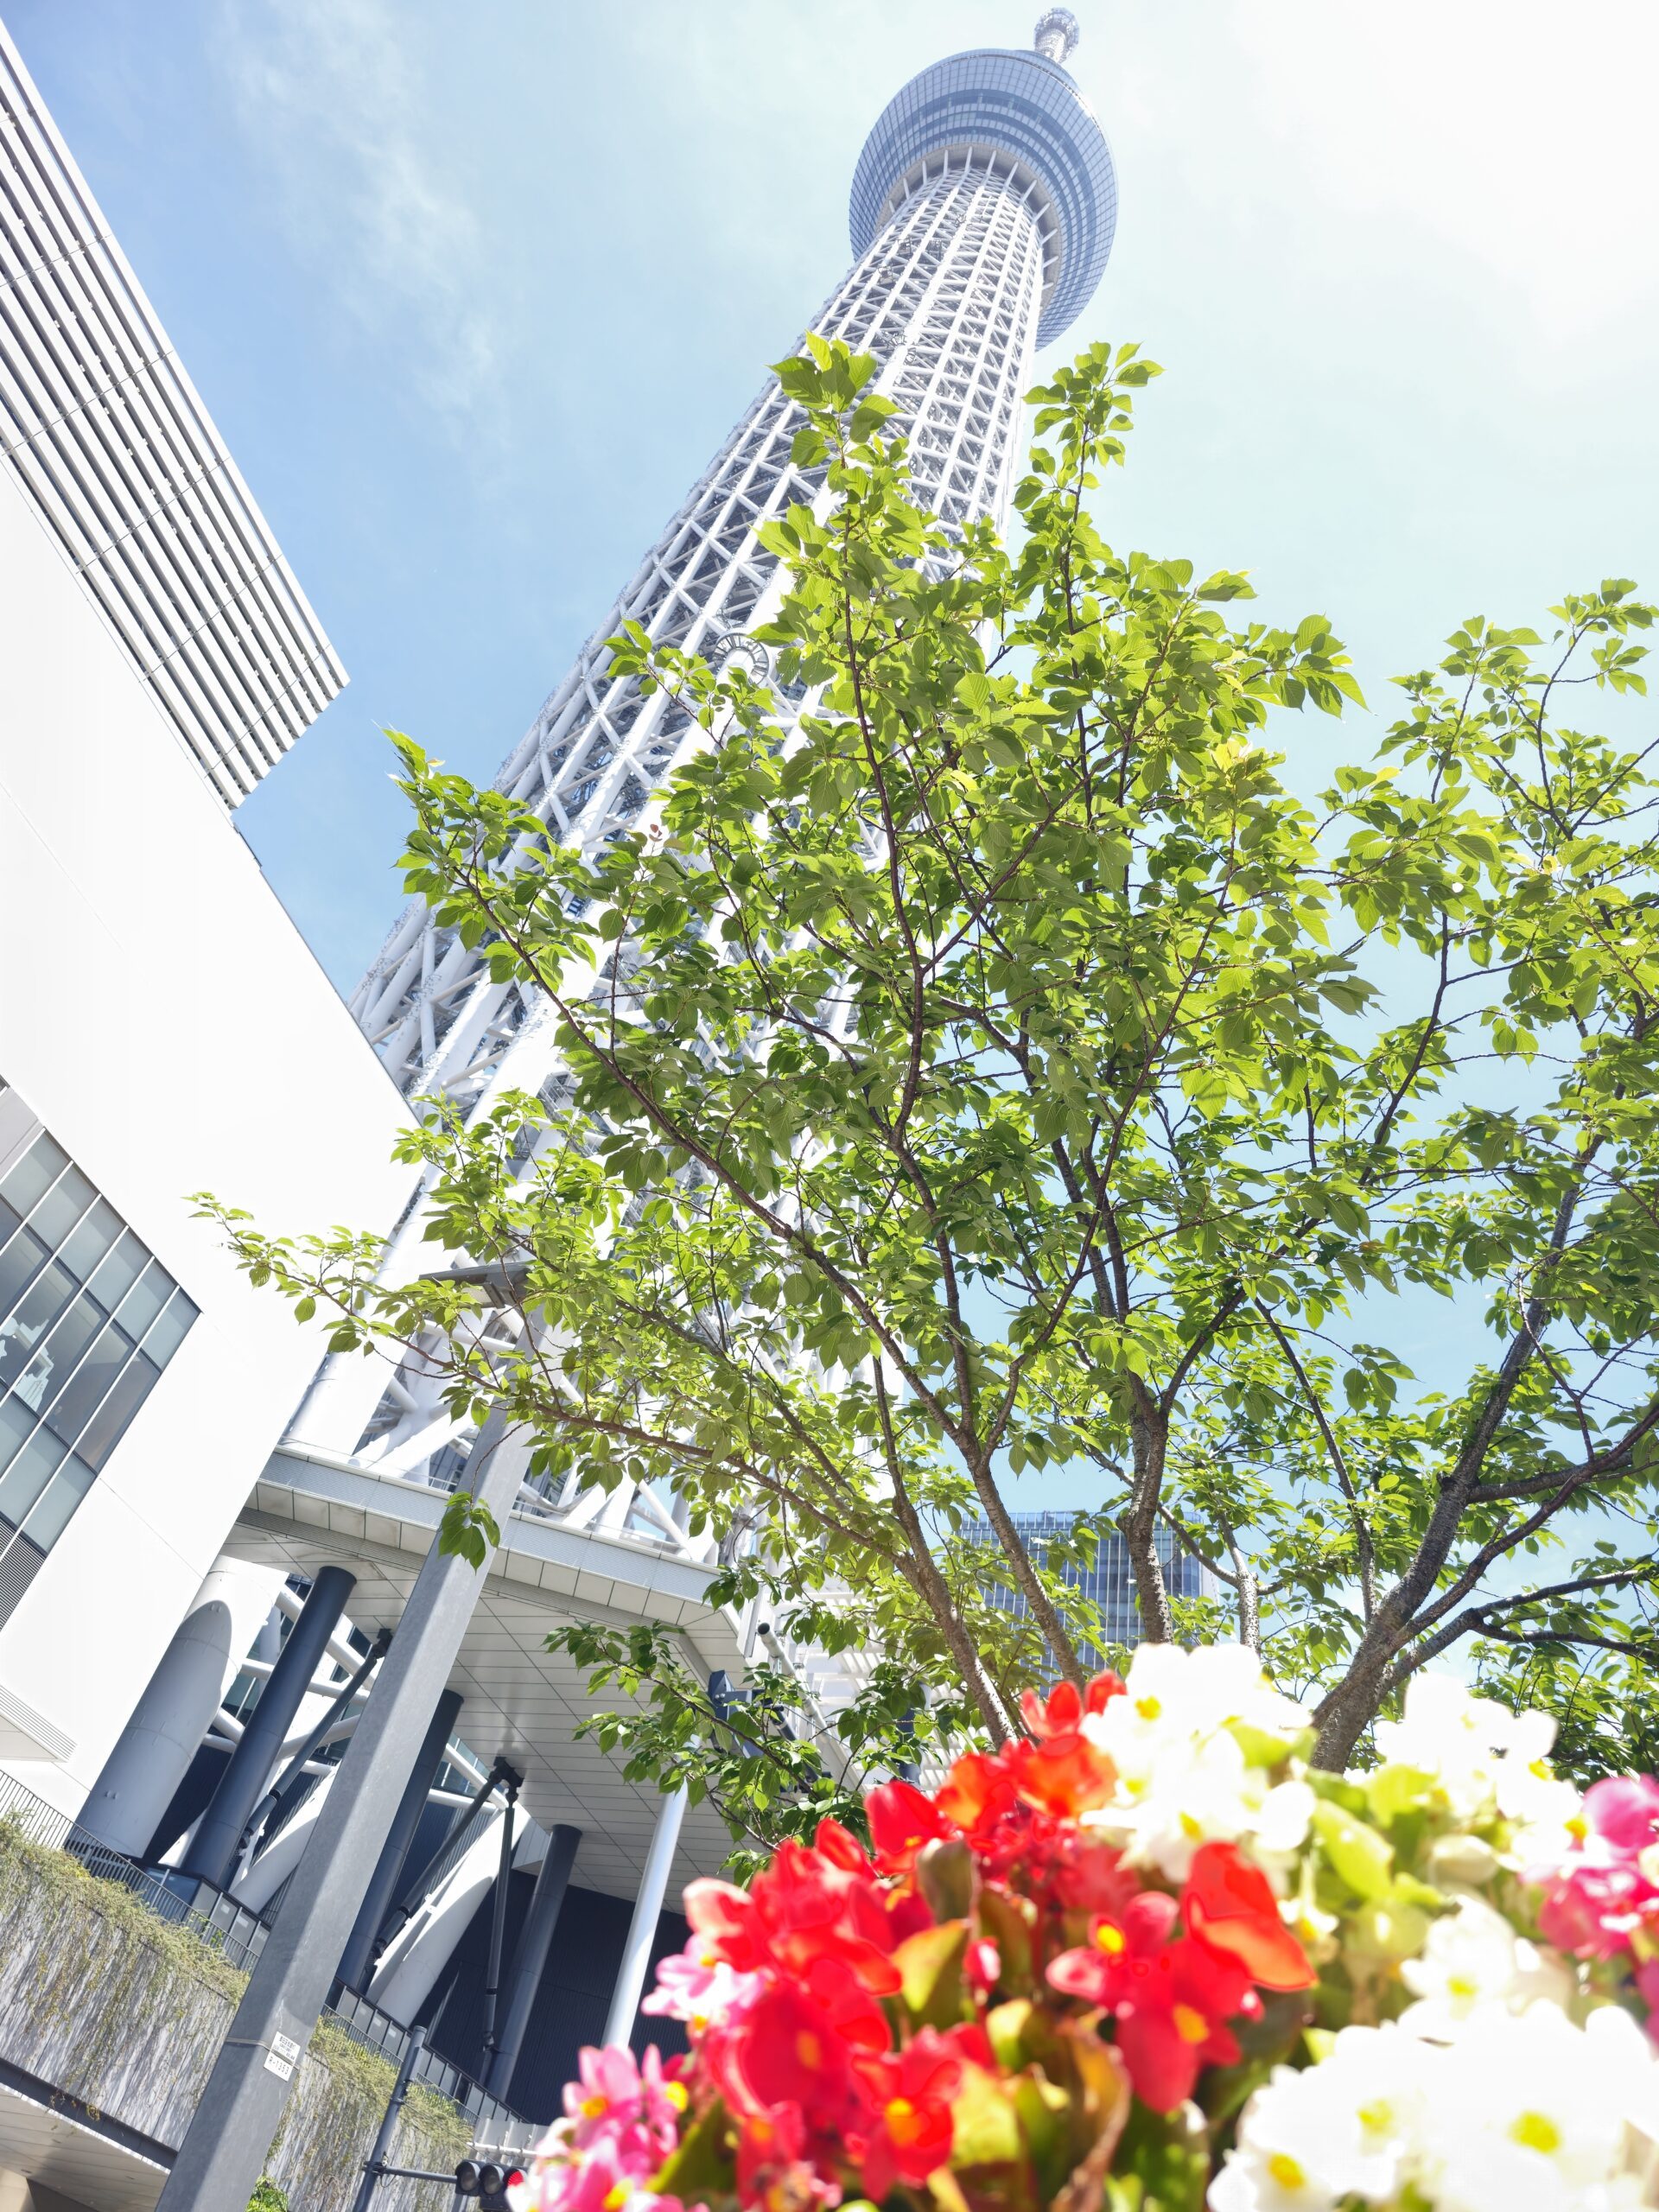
[115,1259,171,1342]
[140,1287,197,1368]
[42,1320,130,1450]
[0,1192,22,1255]
[75,1355,158,1470]
[60,1199,123,1287]
[0,1227,48,1327]
[28,1165,97,1250]
[0,1395,33,1486]
[0,1422,66,1527]
[0,1135,66,1219]
[0,1260,73,1392]
[16,1290,105,1416]
[86,1230,146,1313]
[21,1454,97,1552]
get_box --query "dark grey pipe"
[242,1626,391,1866]
[337,1687,464,1993]
[478,1771,520,2071]
[486,1823,580,2097]
[181,1566,356,1890]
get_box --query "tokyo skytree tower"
[350,10,1116,1116]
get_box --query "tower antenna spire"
[1033,9,1080,66]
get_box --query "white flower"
[1218,2030,1427,2209]
[1421,2004,1650,2210]
[1207,2142,1335,2212]
[1213,2000,1659,2212]
[1399,1895,1571,2039]
[1373,1673,1539,1821]
[1081,1643,1313,1878]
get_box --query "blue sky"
[13,0,1659,1529]
[16,0,1659,1001]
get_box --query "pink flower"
[1586,1776,1659,1853]
[561,2044,686,2160]
[1529,1772,1659,1979]
[642,1938,763,2032]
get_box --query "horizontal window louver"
[0,26,345,806]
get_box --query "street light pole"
[155,1411,531,2212]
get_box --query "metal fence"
[0,1769,538,2152]
[0,1770,269,1968]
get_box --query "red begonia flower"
[683,1877,766,1972]
[936,1751,1020,1838]
[705,1982,859,2129]
[1115,1936,1245,2112]
[814,1816,874,1876]
[866,1778,954,1876]
[1020,1672,1126,1740]
[853,2030,965,2198]
[1182,1841,1314,1992]
[1048,1889,1181,2005]
[1004,1728,1118,1819]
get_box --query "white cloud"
[212,0,503,441]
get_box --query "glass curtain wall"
[0,1077,197,1629]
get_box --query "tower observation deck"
[349,10,1116,1123]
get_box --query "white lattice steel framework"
[351,16,1114,1113]
[329,16,1115,1505]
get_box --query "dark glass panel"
[0,1422,66,1526]
[0,1260,73,1390]
[140,1287,197,1367]
[74,1355,159,1471]
[28,1165,97,1249]
[15,1290,105,1418]
[0,1227,48,1328]
[22,1454,98,1551]
[60,1198,123,1286]
[0,1135,66,1218]
[41,1319,130,1448]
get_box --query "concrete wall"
[0,454,415,1815]
[0,1824,474,2212]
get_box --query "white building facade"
[0,19,414,1818]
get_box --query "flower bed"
[518,1645,1659,2212]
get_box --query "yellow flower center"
[1095,1922,1126,1954]
[1357,2099,1394,2137]
[886,2095,925,2146]
[1135,1696,1162,1721]
[581,2095,608,2120]
[796,2031,823,2069]
[1446,1974,1478,2001]
[664,2082,689,2112]
[1172,2003,1209,2045]
[602,2188,629,2212]
[1266,2152,1306,2190]
[1567,1815,1588,1844]
[1510,2111,1562,2156]
[690,2013,708,2034]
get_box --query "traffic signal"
[454,2158,525,2209]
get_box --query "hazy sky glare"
[12,0,1657,1006]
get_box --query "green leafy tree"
[202,332,1659,1808]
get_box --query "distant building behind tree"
[961,1513,1210,1674]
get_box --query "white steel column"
[603,1784,688,2049]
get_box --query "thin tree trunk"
[1121,1402,1175,1641]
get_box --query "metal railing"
[0,1770,539,2147]
[0,1772,269,1969]
[327,1984,539,2153]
